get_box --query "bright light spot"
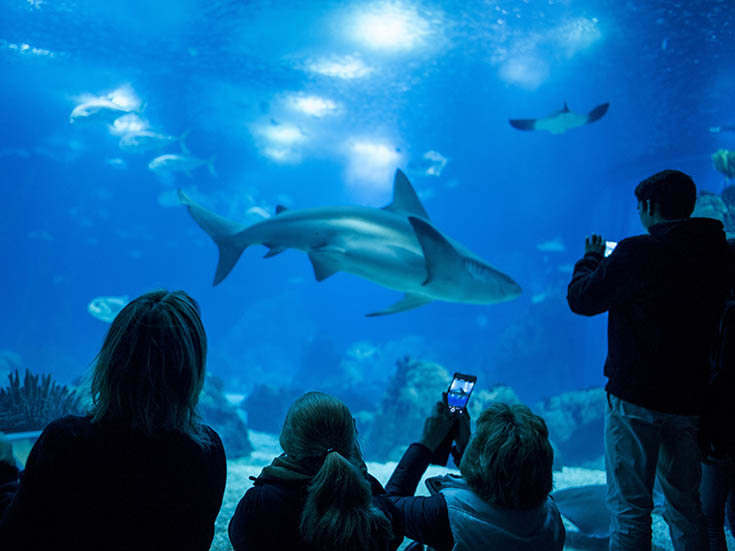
[306,56,373,79]
[106,85,142,111]
[263,147,301,163]
[108,114,149,136]
[499,56,549,90]
[289,95,338,117]
[552,17,602,57]
[346,140,401,195]
[349,3,430,51]
[352,142,400,166]
[258,124,305,145]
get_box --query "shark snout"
[500,275,523,299]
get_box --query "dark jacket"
[568,218,732,414]
[229,469,403,551]
[384,443,454,551]
[0,415,226,551]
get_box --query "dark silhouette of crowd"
[0,169,733,551]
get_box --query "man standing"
[567,169,732,551]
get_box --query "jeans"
[701,460,735,550]
[605,394,707,551]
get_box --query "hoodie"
[567,218,732,414]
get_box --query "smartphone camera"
[447,373,477,414]
[604,241,617,258]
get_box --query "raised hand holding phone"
[419,393,455,454]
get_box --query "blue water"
[1,0,733,404]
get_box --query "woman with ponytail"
[229,392,403,551]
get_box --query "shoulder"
[35,415,93,447]
[244,477,305,513]
[615,235,653,253]
[201,425,226,457]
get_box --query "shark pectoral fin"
[382,169,431,220]
[308,252,339,281]
[178,189,249,286]
[365,293,432,317]
[509,118,537,131]
[263,245,287,258]
[408,216,465,286]
[586,102,609,124]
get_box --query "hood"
[648,217,731,275]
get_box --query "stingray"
[509,102,609,134]
[552,484,666,550]
[553,484,610,550]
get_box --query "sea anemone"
[0,369,84,432]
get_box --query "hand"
[454,409,471,455]
[419,393,456,453]
[585,234,606,256]
[0,433,15,467]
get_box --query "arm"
[567,237,637,316]
[384,443,454,551]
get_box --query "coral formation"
[693,191,728,223]
[467,385,521,420]
[198,375,253,458]
[534,387,606,467]
[365,356,451,461]
[713,149,735,180]
[244,384,304,433]
[0,369,84,432]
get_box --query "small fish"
[709,125,735,134]
[245,206,271,220]
[105,158,127,170]
[70,97,133,124]
[537,237,566,253]
[88,295,129,323]
[148,154,216,178]
[408,150,448,177]
[119,129,190,154]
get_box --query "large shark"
[179,169,522,316]
[509,102,609,134]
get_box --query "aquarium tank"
[1,1,733,549]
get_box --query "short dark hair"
[634,169,696,219]
[459,403,553,510]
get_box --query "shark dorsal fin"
[383,169,430,220]
[275,205,288,214]
[562,101,570,112]
[408,216,464,285]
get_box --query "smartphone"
[447,372,477,414]
[604,241,617,258]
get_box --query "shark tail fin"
[178,189,249,285]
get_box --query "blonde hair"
[460,403,553,510]
[90,290,211,447]
[280,392,392,551]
